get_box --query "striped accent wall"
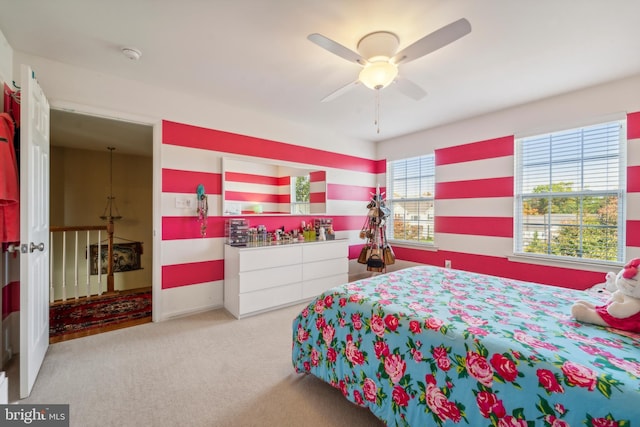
[412,112,640,289]
[434,135,515,244]
[627,111,640,252]
[161,121,382,311]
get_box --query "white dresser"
[224,239,349,318]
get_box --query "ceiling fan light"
[359,62,398,90]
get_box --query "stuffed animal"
[571,258,640,332]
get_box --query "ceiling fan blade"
[321,80,361,102]
[308,33,367,66]
[393,77,427,100]
[391,18,471,65]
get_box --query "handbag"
[366,252,385,272]
[357,246,369,264]
[383,245,395,265]
[366,250,385,269]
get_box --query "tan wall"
[50,146,152,294]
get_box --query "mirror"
[222,157,327,215]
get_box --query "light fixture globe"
[359,61,398,90]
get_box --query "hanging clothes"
[0,112,19,243]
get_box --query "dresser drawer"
[302,273,348,299]
[303,258,348,281]
[239,264,302,293]
[303,240,348,263]
[238,245,302,272]
[239,282,302,315]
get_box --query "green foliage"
[295,175,309,202]
[522,182,619,261]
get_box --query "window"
[514,120,625,262]
[290,175,310,214]
[386,155,435,244]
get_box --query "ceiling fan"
[308,18,471,102]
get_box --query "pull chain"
[375,89,381,134]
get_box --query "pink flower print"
[545,415,569,427]
[370,314,386,337]
[554,403,566,415]
[425,380,461,422]
[374,340,389,359]
[313,299,325,314]
[432,346,451,371]
[467,326,489,337]
[513,331,559,351]
[351,313,363,330]
[384,314,400,332]
[461,314,488,327]
[466,351,493,387]
[345,335,365,366]
[609,358,640,378]
[561,361,597,391]
[311,348,320,367]
[323,294,334,308]
[536,369,564,393]
[296,325,309,343]
[326,347,337,363]
[322,324,335,346]
[467,351,493,387]
[490,353,518,382]
[497,416,528,427]
[409,320,422,334]
[384,353,406,384]
[363,378,377,402]
[476,391,506,418]
[425,317,444,331]
[591,417,621,427]
[392,385,410,407]
[315,316,326,330]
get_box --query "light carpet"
[8,303,384,427]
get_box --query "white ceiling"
[2,0,640,155]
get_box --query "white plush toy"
[571,258,640,332]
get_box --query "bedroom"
[1,1,640,424]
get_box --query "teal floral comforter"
[291,266,640,426]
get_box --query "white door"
[19,65,50,398]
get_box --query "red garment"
[0,112,19,243]
[595,302,640,332]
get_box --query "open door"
[19,65,50,398]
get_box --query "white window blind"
[515,120,625,262]
[386,155,435,244]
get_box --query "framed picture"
[89,242,143,275]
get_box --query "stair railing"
[49,225,113,302]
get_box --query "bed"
[291,265,640,426]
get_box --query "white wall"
[379,73,640,160]
[11,51,377,321]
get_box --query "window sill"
[388,240,438,252]
[508,253,623,273]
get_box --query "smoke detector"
[121,47,142,61]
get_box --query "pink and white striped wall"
[160,120,383,317]
[394,112,640,289]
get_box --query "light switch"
[175,197,192,209]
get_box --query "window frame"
[290,175,310,215]
[386,154,436,246]
[513,119,626,264]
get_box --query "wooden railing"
[49,225,114,302]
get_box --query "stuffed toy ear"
[622,258,640,279]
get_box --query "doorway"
[48,109,154,338]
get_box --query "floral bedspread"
[291,266,640,426]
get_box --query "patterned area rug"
[50,291,152,337]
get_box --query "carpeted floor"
[49,290,152,338]
[10,303,385,427]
